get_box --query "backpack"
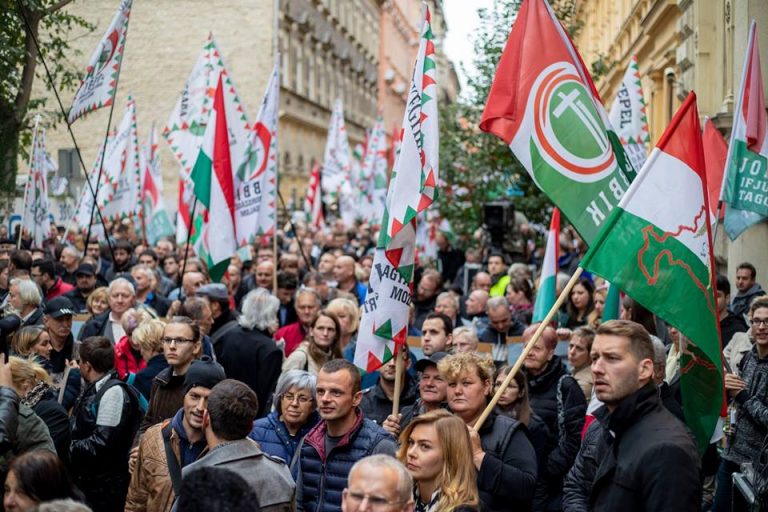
[89,378,147,430]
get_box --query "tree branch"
[47,0,76,15]
[14,12,40,124]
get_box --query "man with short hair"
[105,239,135,282]
[0,278,44,348]
[479,297,525,365]
[434,291,460,327]
[31,259,74,300]
[195,283,237,340]
[9,249,33,276]
[126,358,226,512]
[317,252,337,285]
[471,271,492,292]
[582,320,700,511]
[298,359,397,512]
[235,260,275,304]
[78,277,137,342]
[154,238,174,263]
[181,379,295,511]
[59,246,81,285]
[70,336,143,511]
[341,455,415,512]
[413,269,442,330]
[420,312,453,356]
[275,287,322,357]
[138,249,175,296]
[715,274,748,348]
[333,255,366,305]
[487,252,510,297]
[64,263,98,313]
[361,351,418,425]
[462,289,490,331]
[132,264,172,317]
[522,322,586,510]
[731,261,764,318]
[43,296,78,380]
[276,272,299,327]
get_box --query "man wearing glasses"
[342,455,415,512]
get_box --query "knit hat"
[183,356,226,395]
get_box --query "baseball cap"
[414,351,449,372]
[44,296,76,319]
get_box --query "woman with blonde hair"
[85,287,109,318]
[397,409,480,511]
[11,327,52,362]
[325,298,359,351]
[587,286,608,327]
[438,352,537,512]
[282,309,342,375]
[127,318,166,400]
[114,308,152,380]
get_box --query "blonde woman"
[85,287,109,318]
[11,327,52,362]
[127,319,166,400]
[326,298,359,351]
[398,409,480,511]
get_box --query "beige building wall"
[573,0,768,283]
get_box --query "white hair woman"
[249,369,319,478]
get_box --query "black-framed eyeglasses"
[752,318,768,327]
[161,337,196,345]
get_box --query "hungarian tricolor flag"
[304,162,324,229]
[69,0,132,123]
[480,0,634,245]
[581,92,724,452]
[601,282,621,322]
[140,124,174,245]
[532,208,559,322]
[190,76,237,282]
[608,55,650,172]
[702,119,728,222]
[721,21,768,240]
[354,5,438,373]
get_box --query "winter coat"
[274,322,309,357]
[114,336,145,380]
[0,387,18,456]
[180,439,295,512]
[360,373,419,425]
[282,341,324,376]
[732,283,765,318]
[297,409,396,512]
[249,410,320,479]
[588,384,701,512]
[25,383,71,465]
[131,353,168,401]
[141,366,185,433]
[125,413,208,512]
[525,357,587,508]
[63,288,90,314]
[724,330,752,373]
[0,403,55,474]
[724,345,768,465]
[571,364,593,400]
[78,310,110,341]
[215,324,283,418]
[476,411,538,512]
[562,417,607,512]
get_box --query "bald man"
[333,255,366,305]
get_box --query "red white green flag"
[355,5,438,373]
[721,21,768,240]
[21,117,52,246]
[140,124,174,245]
[235,60,279,243]
[608,55,650,172]
[532,208,559,322]
[479,0,635,245]
[304,162,324,229]
[99,96,142,222]
[190,76,237,282]
[702,119,728,222]
[68,0,131,124]
[581,92,724,452]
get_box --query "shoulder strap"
[290,437,305,472]
[162,422,183,497]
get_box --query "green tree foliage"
[0,0,92,200]
[437,0,581,247]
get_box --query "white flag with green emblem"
[100,97,142,222]
[358,115,389,225]
[21,118,52,246]
[354,5,438,373]
[321,99,353,215]
[609,55,650,172]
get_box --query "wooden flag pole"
[391,347,405,417]
[272,232,278,291]
[474,267,584,430]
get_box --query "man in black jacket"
[566,320,700,512]
[63,263,98,313]
[360,351,419,425]
[70,336,142,512]
[522,323,586,511]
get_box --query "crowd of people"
[0,216,764,512]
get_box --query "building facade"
[572,0,768,280]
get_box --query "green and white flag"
[532,208,559,322]
[321,99,353,221]
[581,92,723,452]
[100,96,142,222]
[609,55,650,172]
[358,115,389,225]
[140,124,174,245]
[721,21,768,240]
[480,0,635,244]
[21,117,52,246]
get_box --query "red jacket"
[114,335,146,380]
[45,278,75,301]
[273,322,309,356]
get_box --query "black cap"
[183,356,226,395]
[414,351,449,372]
[75,263,96,276]
[43,296,76,319]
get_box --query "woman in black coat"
[437,352,538,512]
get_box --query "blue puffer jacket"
[249,410,319,478]
[297,409,396,512]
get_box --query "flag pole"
[13,0,116,262]
[474,267,584,430]
[392,347,405,416]
[18,115,40,250]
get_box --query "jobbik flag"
[21,118,52,246]
[480,0,635,245]
[354,5,438,373]
[580,92,724,452]
[721,21,768,240]
[68,0,132,124]
[72,138,112,233]
[321,99,353,213]
[235,60,279,243]
[609,55,650,172]
[532,208,559,322]
[358,115,390,225]
[99,97,142,223]
[190,76,237,282]
[140,124,174,245]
